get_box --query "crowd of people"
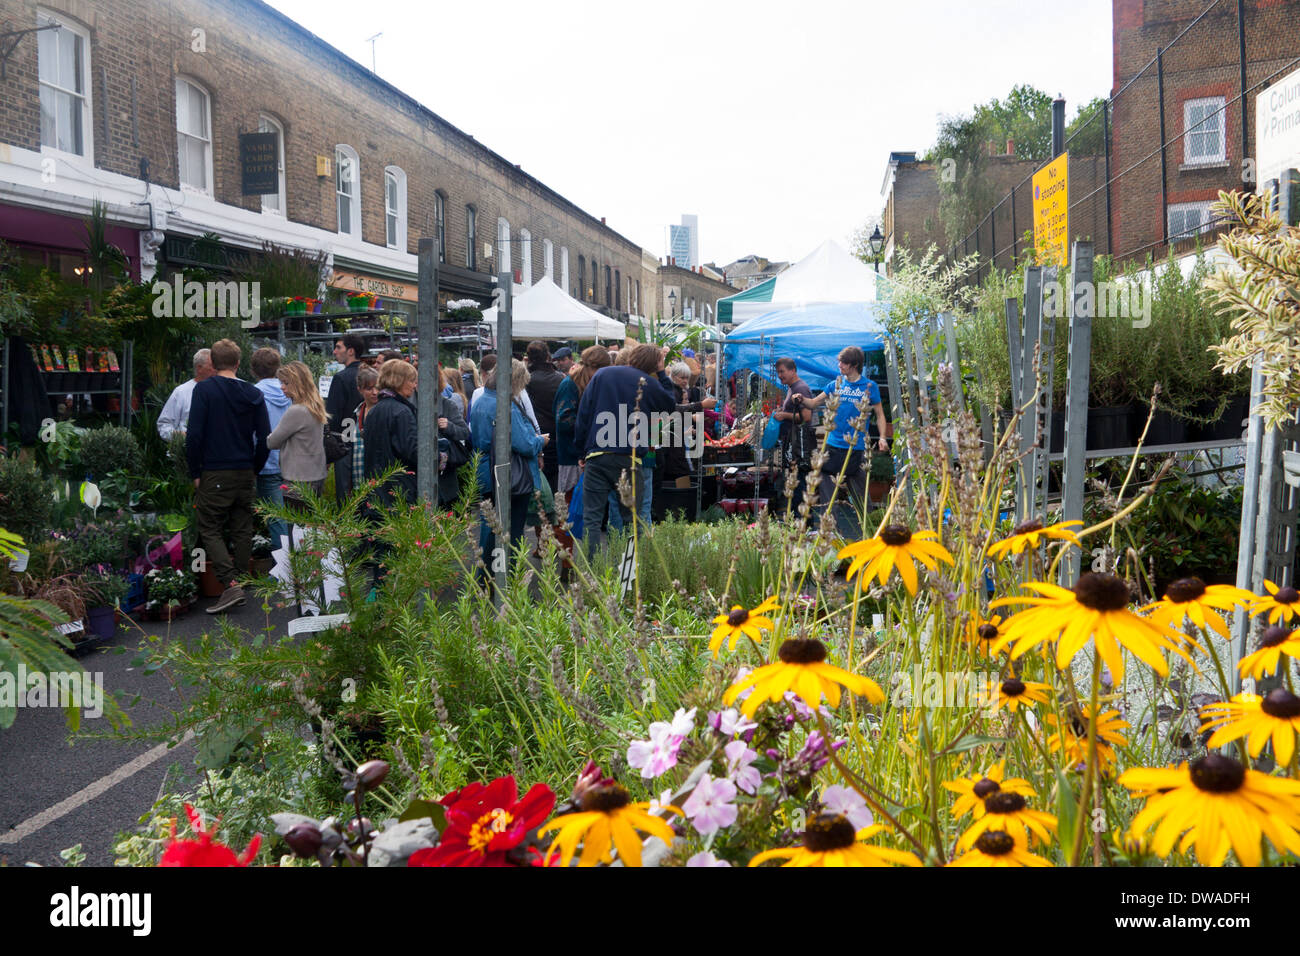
[161,332,885,612]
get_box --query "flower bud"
[356,760,390,791]
[284,822,323,858]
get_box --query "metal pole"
[1010,185,1017,263]
[1060,242,1094,585]
[1018,267,1043,521]
[1157,49,1169,245]
[492,274,513,598]
[1052,98,1066,157]
[416,238,439,505]
[1238,0,1248,169]
[1232,359,1266,685]
[1103,104,1114,256]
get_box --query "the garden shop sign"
[151,275,261,329]
[1032,152,1069,268]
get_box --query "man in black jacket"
[524,340,564,497]
[186,339,270,614]
[326,334,368,501]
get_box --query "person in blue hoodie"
[250,347,291,551]
[186,339,271,614]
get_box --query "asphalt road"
[0,599,296,867]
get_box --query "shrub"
[78,425,143,480]
[0,456,54,546]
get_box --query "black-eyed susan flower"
[947,829,1053,867]
[1239,625,1300,681]
[838,525,953,596]
[942,761,1036,820]
[1119,753,1300,867]
[986,518,1082,562]
[1045,706,1129,775]
[965,614,1006,650]
[710,596,780,657]
[722,638,884,719]
[1112,827,1149,858]
[748,816,920,867]
[1200,689,1300,766]
[1141,576,1255,639]
[990,572,1191,683]
[1250,580,1300,626]
[997,676,1051,712]
[538,782,679,867]
[956,791,1057,850]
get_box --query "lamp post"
[668,289,677,318]
[869,226,884,274]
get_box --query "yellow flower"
[838,525,953,596]
[996,676,1051,712]
[1200,690,1300,766]
[986,518,1082,561]
[956,791,1057,851]
[990,573,1192,683]
[1112,827,1148,858]
[948,830,1053,867]
[1239,625,1300,681]
[1044,706,1129,775]
[1250,580,1300,626]
[965,614,1007,651]
[722,638,883,719]
[710,596,780,657]
[1120,754,1300,867]
[538,783,679,867]
[1140,576,1255,639]
[941,761,1036,820]
[749,817,920,867]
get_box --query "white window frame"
[560,247,569,293]
[258,114,286,216]
[175,77,214,196]
[543,238,554,280]
[335,145,360,238]
[384,165,407,251]
[466,205,477,269]
[497,218,511,276]
[1168,201,1215,240]
[519,228,532,286]
[1183,97,1226,166]
[37,10,93,160]
[434,192,446,263]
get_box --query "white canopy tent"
[718,239,881,325]
[481,276,627,343]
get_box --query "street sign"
[1032,152,1069,267]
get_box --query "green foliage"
[0,240,31,336]
[0,457,54,545]
[78,425,144,481]
[83,199,129,303]
[1065,97,1110,156]
[245,241,326,301]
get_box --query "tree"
[1065,96,1110,156]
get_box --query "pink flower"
[279,484,289,490]
[681,773,737,836]
[821,784,873,830]
[686,850,731,867]
[723,740,761,795]
[709,707,757,738]
[627,722,685,779]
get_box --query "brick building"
[1110,0,1300,261]
[656,261,737,324]
[718,254,789,289]
[0,0,653,330]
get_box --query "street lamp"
[668,290,677,317]
[868,226,884,274]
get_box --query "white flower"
[668,706,697,737]
[821,784,873,830]
[681,773,738,836]
[710,707,757,738]
[647,788,674,816]
[686,850,731,867]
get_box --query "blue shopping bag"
[760,415,781,450]
[568,471,585,539]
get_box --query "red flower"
[408,776,555,867]
[158,804,261,867]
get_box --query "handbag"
[323,424,351,463]
[444,434,471,469]
[761,414,782,450]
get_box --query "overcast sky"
[265,0,1113,267]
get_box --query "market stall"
[481,277,626,344]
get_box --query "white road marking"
[0,730,195,845]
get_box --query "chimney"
[600,217,606,224]
[1006,139,1014,156]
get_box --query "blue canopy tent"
[721,301,889,392]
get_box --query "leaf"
[1054,767,1079,862]
[942,734,1008,755]
[399,798,446,832]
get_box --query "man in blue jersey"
[794,346,888,530]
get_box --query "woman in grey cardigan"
[267,361,328,495]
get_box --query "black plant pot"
[1189,394,1250,442]
[1086,405,1135,451]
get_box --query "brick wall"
[0,0,650,308]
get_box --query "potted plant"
[83,569,128,639]
[145,566,198,619]
[868,452,895,504]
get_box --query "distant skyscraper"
[666,214,699,270]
